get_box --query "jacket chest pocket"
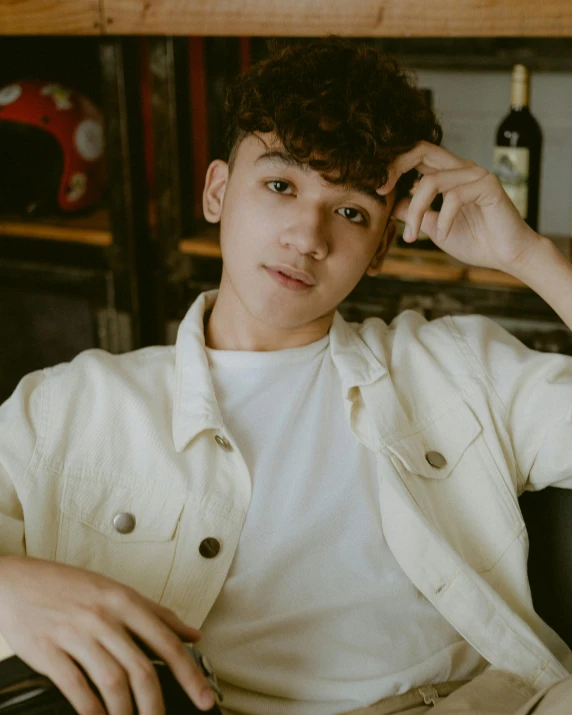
[386,401,524,573]
[57,472,184,602]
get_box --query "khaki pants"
[340,669,572,715]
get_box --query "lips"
[266,265,316,286]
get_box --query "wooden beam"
[101,0,572,38]
[0,0,101,34]
[0,210,112,246]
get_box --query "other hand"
[0,556,216,715]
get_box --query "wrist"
[501,233,554,285]
[505,234,572,331]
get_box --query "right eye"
[267,180,293,194]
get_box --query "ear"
[202,160,229,223]
[365,218,398,277]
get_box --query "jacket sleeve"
[448,314,572,494]
[0,371,46,557]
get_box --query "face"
[203,132,396,346]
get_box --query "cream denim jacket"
[1,289,572,690]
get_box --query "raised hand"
[378,141,542,276]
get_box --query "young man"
[1,36,572,715]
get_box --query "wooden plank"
[102,0,572,37]
[179,235,221,258]
[381,248,465,282]
[466,267,526,287]
[0,0,101,34]
[0,209,112,246]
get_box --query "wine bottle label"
[493,147,530,218]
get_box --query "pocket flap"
[387,401,483,479]
[61,474,184,542]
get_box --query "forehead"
[240,133,392,208]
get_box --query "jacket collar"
[172,290,387,452]
[172,290,224,453]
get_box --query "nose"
[279,206,329,259]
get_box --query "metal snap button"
[214,435,232,451]
[425,451,447,469]
[199,537,221,558]
[112,512,136,534]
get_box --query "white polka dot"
[74,119,104,161]
[67,173,87,202]
[0,84,22,106]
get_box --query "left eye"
[267,180,293,194]
[337,207,366,224]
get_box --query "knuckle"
[79,607,106,632]
[105,584,137,611]
[162,637,187,662]
[133,656,159,685]
[33,636,55,658]
[60,668,88,694]
[447,188,461,205]
[99,665,127,692]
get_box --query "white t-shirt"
[199,334,488,715]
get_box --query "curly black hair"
[223,36,443,200]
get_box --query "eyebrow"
[254,150,387,207]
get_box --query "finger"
[151,635,215,712]
[37,648,106,715]
[65,639,133,715]
[407,166,488,239]
[392,198,441,244]
[122,607,215,711]
[378,141,471,196]
[436,180,486,243]
[142,599,202,643]
[99,628,165,715]
[390,196,411,224]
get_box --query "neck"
[204,280,333,352]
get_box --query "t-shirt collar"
[172,289,387,453]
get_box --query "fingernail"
[403,225,412,241]
[201,688,215,709]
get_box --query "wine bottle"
[493,64,543,231]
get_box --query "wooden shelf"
[0,209,113,247]
[179,229,529,287]
[3,0,572,36]
[383,246,466,283]
[0,0,101,35]
[101,0,572,37]
[179,226,222,258]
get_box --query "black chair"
[519,488,572,648]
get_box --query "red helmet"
[0,79,106,216]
